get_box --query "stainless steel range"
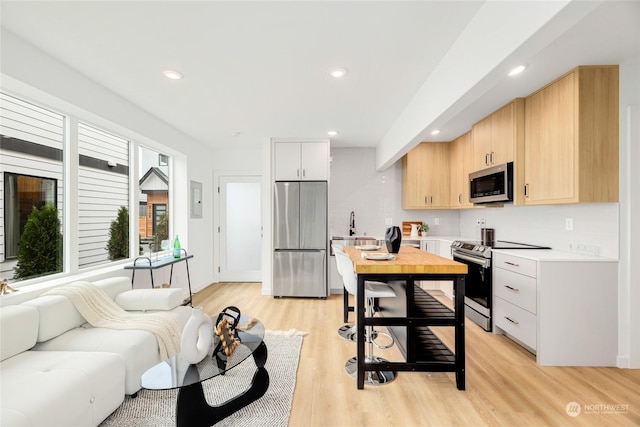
[450,239,550,331]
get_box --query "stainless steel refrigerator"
[273,181,327,297]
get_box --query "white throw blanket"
[44,281,181,360]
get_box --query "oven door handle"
[453,252,491,268]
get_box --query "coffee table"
[141,316,267,427]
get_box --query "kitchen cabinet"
[274,141,329,181]
[449,131,474,208]
[418,238,454,298]
[493,251,618,366]
[521,65,619,205]
[402,142,450,209]
[419,239,439,291]
[471,99,524,171]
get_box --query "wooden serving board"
[402,221,423,236]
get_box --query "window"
[139,146,170,254]
[1,92,65,281]
[0,92,175,286]
[3,173,58,258]
[78,123,130,267]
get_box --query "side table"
[124,249,193,305]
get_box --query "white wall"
[617,58,640,368]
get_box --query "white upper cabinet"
[274,141,329,181]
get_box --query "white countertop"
[492,248,618,262]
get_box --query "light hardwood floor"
[193,282,640,427]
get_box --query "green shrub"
[150,213,168,252]
[106,206,129,260]
[14,204,63,279]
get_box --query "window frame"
[3,171,59,259]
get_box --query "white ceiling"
[1,1,638,161]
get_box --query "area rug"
[99,331,304,427]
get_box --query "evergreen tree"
[14,204,63,279]
[106,206,129,260]
[150,212,169,252]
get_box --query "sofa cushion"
[0,305,39,361]
[115,288,184,311]
[22,295,85,343]
[21,276,134,343]
[0,351,124,427]
[32,306,190,395]
[33,326,159,396]
[93,276,133,300]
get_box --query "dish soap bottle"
[173,235,181,258]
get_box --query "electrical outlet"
[434,218,440,225]
[476,218,485,226]
[385,218,393,226]
[565,218,573,231]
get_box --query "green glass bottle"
[173,235,181,258]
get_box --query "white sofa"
[0,276,192,427]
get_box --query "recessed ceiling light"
[231,131,240,136]
[431,129,441,136]
[328,67,348,78]
[508,65,526,76]
[327,130,339,136]
[163,69,183,80]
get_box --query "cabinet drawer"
[494,297,537,350]
[494,268,537,314]
[493,253,536,278]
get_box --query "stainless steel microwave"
[469,162,513,204]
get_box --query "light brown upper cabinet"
[402,142,450,209]
[449,132,474,208]
[472,99,525,171]
[521,66,619,205]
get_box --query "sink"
[330,237,385,255]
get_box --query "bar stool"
[335,249,398,385]
[333,244,390,342]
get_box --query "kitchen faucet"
[349,211,356,236]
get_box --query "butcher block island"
[343,246,468,390]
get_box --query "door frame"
[213,171,262,283]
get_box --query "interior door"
[219,175,262,282]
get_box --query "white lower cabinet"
[493,251,618,366]
[493,299,537,350]
[419,239,454,298]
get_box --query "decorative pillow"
[115,289,183,312]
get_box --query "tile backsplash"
[460,203,619,258]
[330,148,619,259]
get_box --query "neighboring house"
[138,167,168,239]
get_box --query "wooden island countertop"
[343,244,468,390]
[343,245,467,275]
